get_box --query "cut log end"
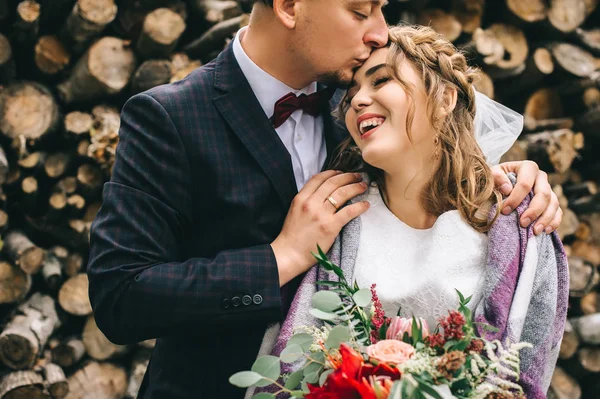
[507,0,547,22]
[64,111,93,137]
[17,1,41,23]
[552,43,597,78]
[34,36,70,75]
[548,0,587,33]
[144,8,186,45]
[417,9,462,42]
[78,0,118,25]
[58,273,92,316]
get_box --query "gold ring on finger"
[327,196,339,210]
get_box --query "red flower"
[439,311,466,340]
[370,284,388,343]
[424,333,446,349]
[306,344,401,399]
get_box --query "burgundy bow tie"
[271,88,335,128]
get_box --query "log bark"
[580,291,600,314]
[64,252,84,277]
[549,366,582,399]
[41,253,63,292]
[18,152,46,174]
[0,370,49,399]
[524,116,573,132]
[66,194,86,218]
[0,293,61,370]
[183,14,249,59]
[88,105,121,171]
[465,24,528,80]
[558,207,579,239]
[571,240,600,265]
[559,320,579,359]
[551,42,597,78]
[76,163,103,200]
[57,37,137,104]
[548,0,588,33]
[136,7,186,59]
[0,33,16,84]
[0,82,60,148]
[573,27,600,56]
[51,336,86,369]
[0,260,31,305]
[54,176,78,196]
[64,112,93,142]
[82,315,128,360]
[572,313,600,344]
[417,9,462,42]
[131,59,172,94]
[58,273,92,316]
[191,0,241,24]
[506,0,547,23]
[496,47,554,99]
[43,363,68,398]
[473,70,494,99]
[64,361,127,399]
[125,348,151,398]
[568,256,598,297]
[34,36,71,76]
[62,0,118,52]
[13,1,41,45]
[3,230,46,275]
[524,129,584,173]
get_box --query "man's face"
[293,0,389,87]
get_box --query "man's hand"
[272,171,370,286]
[492,161,562,235]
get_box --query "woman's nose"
[351,90,372,110]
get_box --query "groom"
[87,1,562,398]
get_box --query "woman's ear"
[439,86,458,117]
[272,0,298,29]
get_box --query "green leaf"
[303,361,322,376]
[284,369,304,390]
[312,291,342,312]
[414,379,444,399]
[388,381,403,399]
[304,371,320,384]
[473,322,499,333]
[280,344,305,363]
[301,381,310,393]
[287,333,314,352]
[316,280,343,288]
[291,391,305,398]
[251,356,280,387]
[353,288,372,307]
[326,325,352,349]
[229,371,264,388]
[252,394,275,399]
[455,289,465,304]
[319,369,334,386]
[309,308,338,321]
[443,340,458,352]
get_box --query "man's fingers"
[313,172,363,202]
[527,190,559,234]
[501,162,539,216]
[326,182,368,211]
[299,170,341,198]
[332,201,370,231]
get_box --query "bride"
[251,25,569,399]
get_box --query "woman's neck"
[382,167,437,230]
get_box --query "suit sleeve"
[87,93,282,345]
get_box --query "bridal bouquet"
[230,248,531,399]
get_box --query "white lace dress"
[353,185,489,329]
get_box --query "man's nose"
[364,12,388,48]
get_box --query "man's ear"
[272,0,298,29]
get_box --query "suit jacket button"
[242,295,252,306]
[232,296,242,307]
[253,294,263,305]
[222,298,231,309]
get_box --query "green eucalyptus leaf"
[455,289,465,304]
[310,308,338,321]
[415,380,444,399]
[287,333,314,352]
[319,369,334,386]
[353,288,372,307]
[311,351,325,363]
[301,381,310,393]
[252,394,275,399]
[284,369,304,390]
[304,371,320,384]
[280,344,305,363]
[388,381,403,399]
[291,391,305,398]
[325,325,352,349]
[312,291,342,312]
[229,371,264,388]
[303,362,322,376]
[251,356,280,387]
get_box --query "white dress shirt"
[232,27,327,191]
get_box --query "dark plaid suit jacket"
[87,42,347,398]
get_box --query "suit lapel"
[213,44,298,209]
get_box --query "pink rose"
[386,317,430,341]
[366,339,415,365]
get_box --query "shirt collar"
[232,26,317,118]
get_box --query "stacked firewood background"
[0,0,597,397]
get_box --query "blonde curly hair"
[331,24,502,232]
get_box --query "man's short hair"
[239,1,273,13]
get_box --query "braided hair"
[332,25,502,232]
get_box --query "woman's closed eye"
[373,76,391,87]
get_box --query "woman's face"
[344,48,436,173]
